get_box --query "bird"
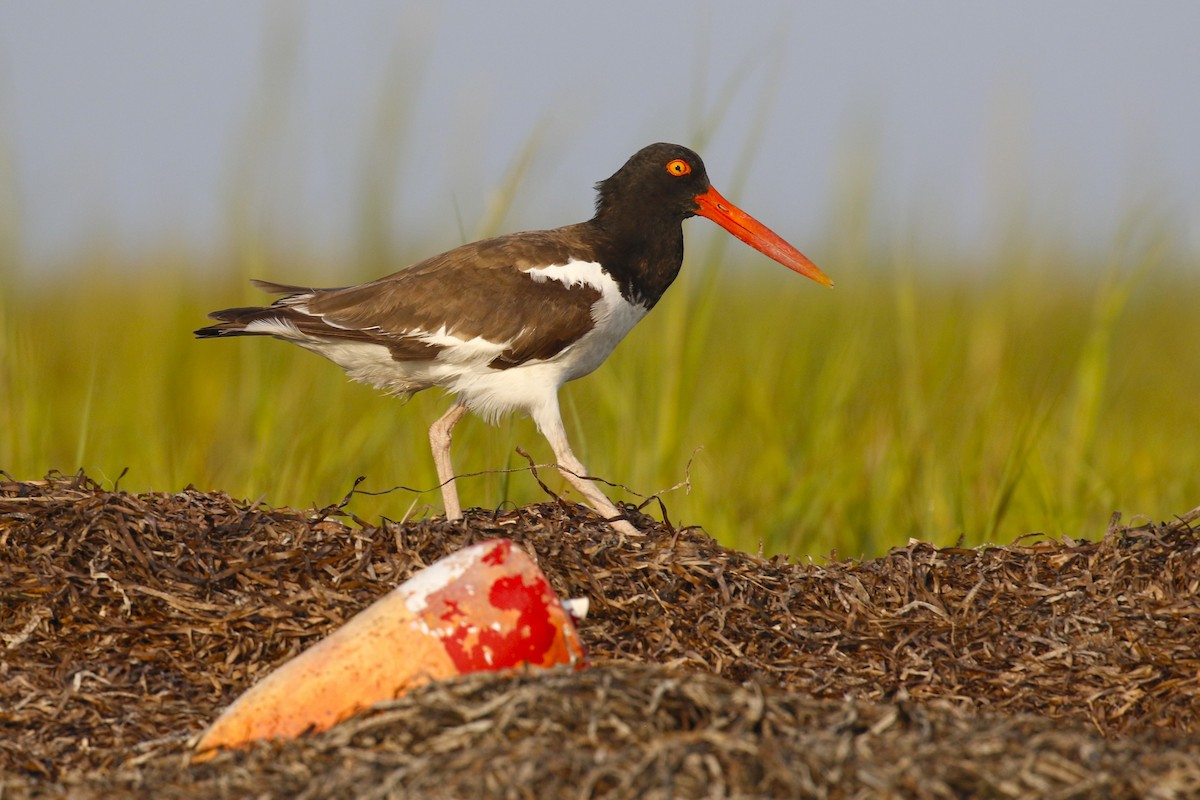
[196,142,832,536]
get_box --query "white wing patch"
[525,259,609,292]
[412,325,513,364]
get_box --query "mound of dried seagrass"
[2,471,1199,798]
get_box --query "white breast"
[439,259,647,423]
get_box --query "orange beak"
[694,185,832,287]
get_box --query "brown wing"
[302,226,603,368]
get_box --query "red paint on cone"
[193,539,586,758]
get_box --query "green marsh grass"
[2,221,1197,558]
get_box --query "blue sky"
[1,1,1198,270]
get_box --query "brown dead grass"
[2,471,1200,798]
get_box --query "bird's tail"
[195,279,321,339]
[194,306,282,338]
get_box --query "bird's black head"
[593,142,712,223]
[592,141,833,288]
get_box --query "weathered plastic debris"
[194,538,587,757]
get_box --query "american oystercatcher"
[196,143,831,536]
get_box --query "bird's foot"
[608,516,640,538]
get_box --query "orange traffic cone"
[194,538,587,758]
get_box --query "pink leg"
[429,404,469,520]
[531,401,639,536]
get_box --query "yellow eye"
[666,158,691,176]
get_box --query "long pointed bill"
[694,185,833,287]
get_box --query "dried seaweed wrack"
[3,473,1199,798]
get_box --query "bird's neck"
[586,213,686,309]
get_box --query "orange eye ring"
[665,158,691,176]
